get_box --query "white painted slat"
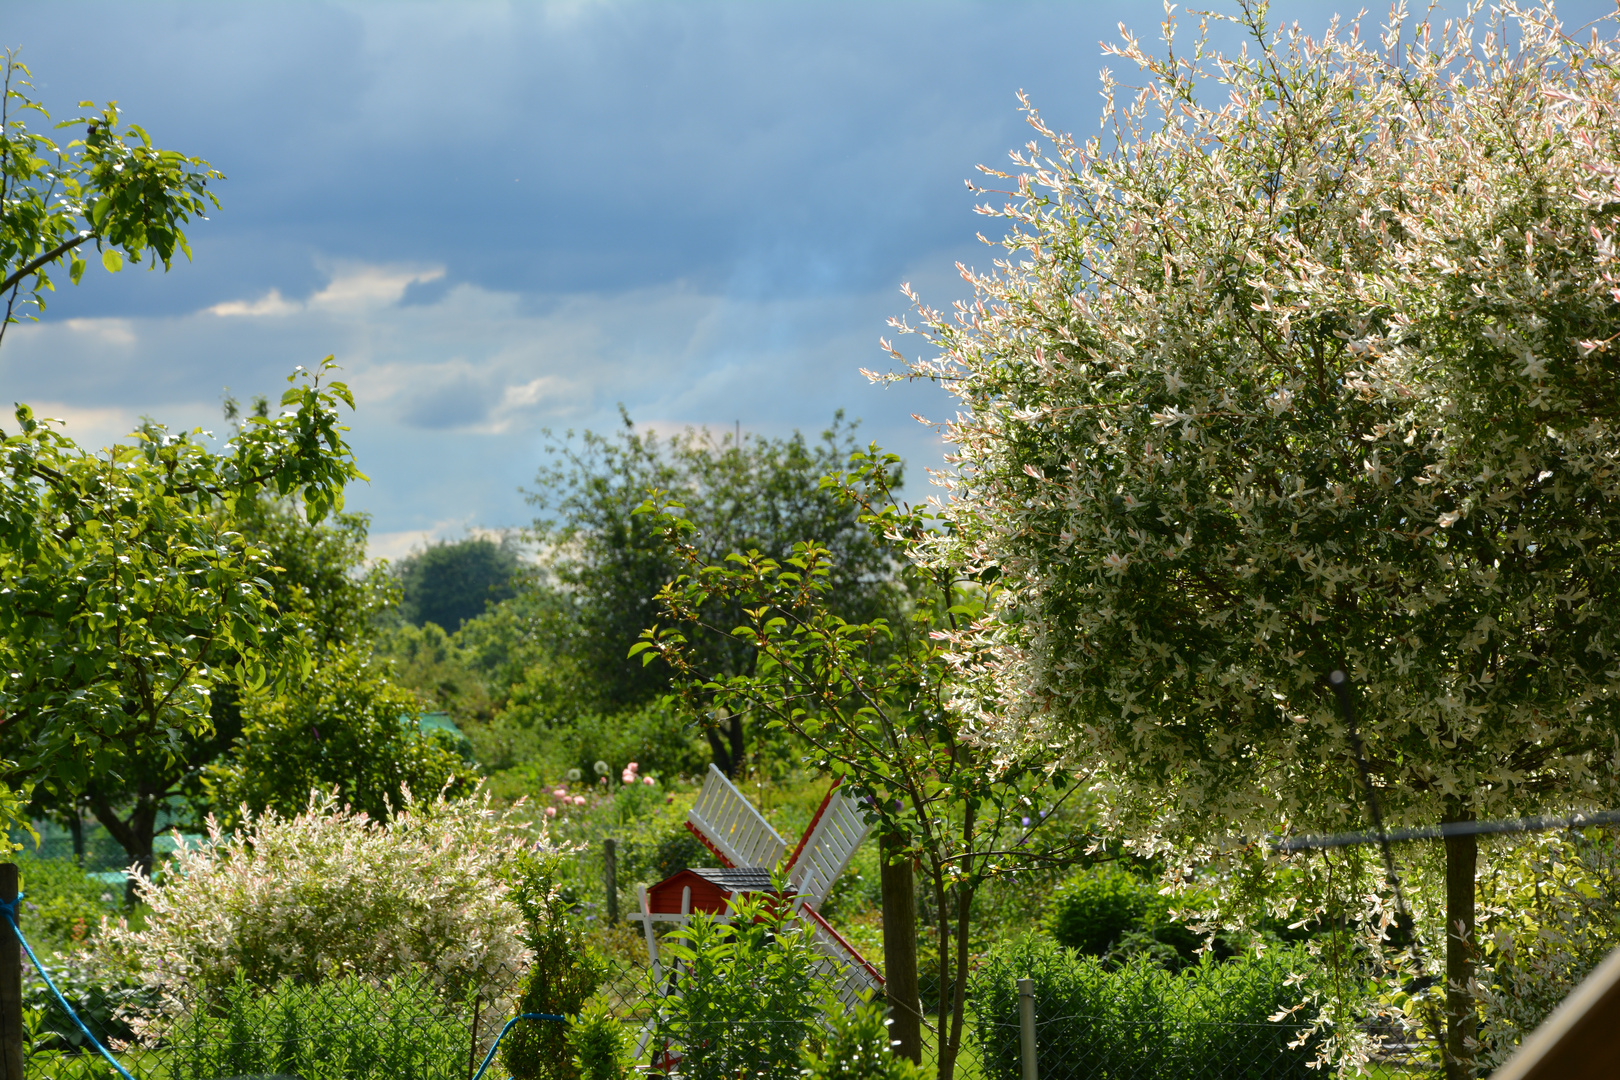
[685,763,788,869]
[788,792,871,909]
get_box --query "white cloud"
[309,263,444,311]
[61,318,138,347]
[209,288,301,317]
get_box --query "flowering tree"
[885,6,1620,1075]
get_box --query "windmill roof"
[689,866,775,892]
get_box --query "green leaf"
[101,248,123,272]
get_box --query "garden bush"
[799,996,925,1080]
[567,995,631,1080]
[12,852,120,956]
[90,787,544,1016]
[653,886,832,1080]
[501,846,603,1080]
[968,935,1325,1080]
[164,969,470,1080]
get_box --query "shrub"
[968,935,1325,1080]
[12,853,119,957]
[653,887,832,1080]
[1474,829,1620,1072]
[567,995,631,1080]
[502,846,603,1080]
[164,969,470,1080]
[90,788,542,1017]
[1041,865,1151,958]
[1042,865,1223,971]
[799,996,926,1080]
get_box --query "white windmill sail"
[785,787,871,910]
[685,763,789,869]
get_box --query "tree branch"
[0,232,92,295]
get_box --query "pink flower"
[544,806,557,818]
[573,796,586,806]
[626,762,639,773]
[552,788,568,798]
[643,776,655,786]
[621,770,635,784]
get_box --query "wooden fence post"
[1,863,23,1080]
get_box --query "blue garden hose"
[469,1011,569,1080]
[0,892,137,1080]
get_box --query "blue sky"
[3,1,1614,558]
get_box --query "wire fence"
[10,843,1373,1080]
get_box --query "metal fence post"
[1018,976,1037,1080]
[603,838,619,923]
[1,863,22,1080]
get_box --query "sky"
[3,0,1616,560]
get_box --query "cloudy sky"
[3,1,1614,558]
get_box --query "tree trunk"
[704,708,747,778]
[1443,804,1477,1080]
[86,790,157,907]
[880,833,922,1063]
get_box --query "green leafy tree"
[394,535,525,633]
[530,410,899,774]
[1,362,363,858]
[884,7,1620,1075]
[638,452,1073,1080]
[27,496,397,879]
[203,643,475,828]
[1,51,220,345]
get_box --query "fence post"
[1018,976,1037,1080]
[1,863,22,1080]
[603,838,618,923]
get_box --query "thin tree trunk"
[881,833,922,1063]
[1443,803,1477,1080]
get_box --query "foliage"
[376,621,497,725]
[1043,865,1153,958]
[529,410,900,772]
[651,886,833,1080]
[969,935,1325,1080]
[203,643,476,826]
[567,994,631,1080]
[13,851,119,956]
[163,969,471,1080]
[1473,828,1620,1072]
[639,449,1075,1080]
[27,495,395,883]
[89,788,539,1015]
[394,534,526,632]
[0,360,364,843]
[885,6,1620,1073]
[800,996,927,1080]
[502,844,604,1080]
[0,51,220,343]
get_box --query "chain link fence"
[11,841,1372,1080]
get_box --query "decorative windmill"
[631,764,882,1014]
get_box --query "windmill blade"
[797,901,885,1012]
[685,763,788,869]
[786,786,871,910]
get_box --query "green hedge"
[968,936,1325,1080]
[164,971,471,1080]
